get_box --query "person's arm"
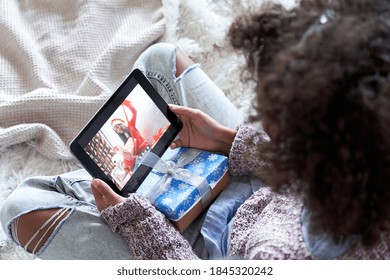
[169,105,272,178]
[169,104,237,155]
[122,100,137,126]
[91,179,199,260]
[228,123,272,178]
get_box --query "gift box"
[136,147,230,232]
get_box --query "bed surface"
[0,0,297,259]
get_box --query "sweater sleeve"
[100,193,200,260]
[229,123,272,179]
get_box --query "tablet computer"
[70,69,182,196]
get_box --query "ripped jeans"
[0,43,258,259]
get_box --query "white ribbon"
[140,150,212,207]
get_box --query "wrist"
[217,127,237,155]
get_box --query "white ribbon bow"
[140,150,211,206]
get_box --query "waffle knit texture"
[0,0,165,160]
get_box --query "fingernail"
[91,179,101,187]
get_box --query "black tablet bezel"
[70,69,182,196]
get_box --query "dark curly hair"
[229,0,390,246]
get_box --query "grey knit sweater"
[101,124,390,260]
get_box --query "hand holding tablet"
[70,69,182,196]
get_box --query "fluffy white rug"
[0,0,297,259]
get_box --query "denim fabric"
[0,43,251,259]
[201,177,262,259]
[133,43,245,129]
[301,206,360,259]
[0,169,134,259]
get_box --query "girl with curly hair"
[2,0,389,259]
[95,0,390,259]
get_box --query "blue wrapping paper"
[136,147,228,221]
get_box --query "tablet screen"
[70,69,182,196]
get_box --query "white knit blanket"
[0,0,165,160]
[0,0,297,259]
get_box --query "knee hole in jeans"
[12,208,71,254]
[175,48,195,78]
